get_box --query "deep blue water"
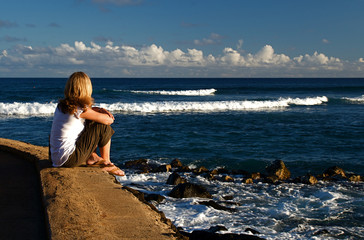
[1,78,363,176]
[1,78,363,239]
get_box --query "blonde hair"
[59,72,94,114]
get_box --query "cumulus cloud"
[359,58,364,63]
[0,41,361,77]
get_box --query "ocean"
[0,78,363,239]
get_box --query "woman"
[49,72,124,176]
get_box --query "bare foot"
[87,152,113,166]
[102,165,125,176]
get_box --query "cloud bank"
[0,41,362,77]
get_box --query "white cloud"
[294,52,342,70]
[322,38,330,44]
[0,41,361,77]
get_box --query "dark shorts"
[62,121,114,167]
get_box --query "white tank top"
[50,106,85,167]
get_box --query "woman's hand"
[92,107,114,120]
[80,107,114,125]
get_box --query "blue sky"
[1,0,364,77]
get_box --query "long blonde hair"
[59,72,94,114]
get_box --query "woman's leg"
[63,121,114,167]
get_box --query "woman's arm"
[80,107,114,125]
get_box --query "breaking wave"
[0,96,328,116]
[128,88,217,96]
[342,95,364,103]
[101,96,328,113]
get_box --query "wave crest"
[129,88,217,96]
[100,96,328,113]
[0,102,57,116]
[0,96,328,116]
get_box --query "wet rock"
[223,195,234,200]
[170,158,183,168]
[144,193,165,203]
[223,175,235,182]
[203,172,216,181]
[251,172,261,180]
[211,167,230,175]
[264,175,280,184]
[169,183,212,199]
[294,174,318,185]
[208,225,228,233]
[198,200,236,212]
[265,160,291,180]
[348,174,362,182]
[166,172,187,185]
[323,166,346,178]
[123,158,150,173]
[176,165,191,172]
[245,228,260,235]
[152,164,171,173]
[193,166,209,174]
[244,178,253,184]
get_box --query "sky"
[0,0,364,78]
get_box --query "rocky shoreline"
[1,137,361,240]
[121,158,363,239]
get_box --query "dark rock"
[295,174,318,185]
[176,165,191,172]
[124,158,148,168]
[187,230,265,240]
[193,166,209,174]
[170,158,183,168]
[223,195,234,200]
[169,183,212,199]
[203,172,216,181]
[144,193,165,203]
[323,166,346,178]
[123,158,150,173]
[251,172,261,180]
[152,164,172,173]
[265,160,291,180]
[208,225,228,233]
[213,167,230,174]
[348,174,362,182]
[264,175,280,184]
[198,200,236,212]
[166,172,187,185]
[245,228,260,235]
[223,175,235,182]
[244,178,253,184]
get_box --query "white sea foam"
[0,96,328,117]
[342,95,364,103]
[0,102,57,116]
[116,170,364,240]
[100,96,328,114]
[129,88,217,96]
